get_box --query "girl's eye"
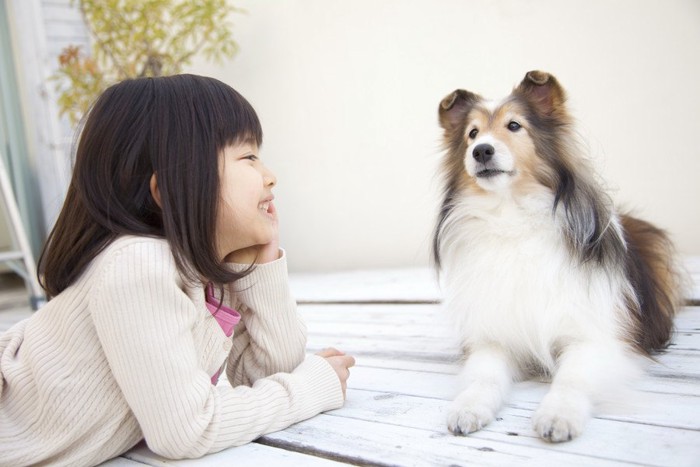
[468,128,479,139]
[507,121,521,132]
[244,155,258,161]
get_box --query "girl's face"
[216,142,278,260]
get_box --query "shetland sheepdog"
[433,71,682,442]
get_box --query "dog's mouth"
[476,168,513,178]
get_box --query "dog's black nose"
[473,144,495,164]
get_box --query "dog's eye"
[507,121,521,132]
[468,128,479,139]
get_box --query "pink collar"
[205,284,241,337]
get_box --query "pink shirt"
[205,284,241,384]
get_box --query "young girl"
[0,74,355,466]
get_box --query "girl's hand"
[225,238,280,265]
[254,234,280,263]
[316,347,356,399]
[224,206,280,264]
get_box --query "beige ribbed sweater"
[0,236,343,466]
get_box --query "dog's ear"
[439,89,479,132]
[515,70,567,116]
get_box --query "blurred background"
[1,0,699,274]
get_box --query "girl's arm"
[90,241,343,459]
[224,250,306,386]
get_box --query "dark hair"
[38,74,263,298]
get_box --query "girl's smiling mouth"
[259,198,275,218]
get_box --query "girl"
[0,74,355,466]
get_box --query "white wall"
[187,0,700,272]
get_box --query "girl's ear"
[150,173,162,208]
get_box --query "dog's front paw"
[532,392,590,442]
[532,411,584,442]
[446,402,494,436]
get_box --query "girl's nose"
[264,166,277,187]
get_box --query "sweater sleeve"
[224,250,308,387]
[90,241,343,459]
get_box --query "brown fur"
[621,215,681,354]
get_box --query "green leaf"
[50,0,241,124]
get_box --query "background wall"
[187,0,700,272]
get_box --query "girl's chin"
[260,210,277,223]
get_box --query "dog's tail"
[621,215,684,354]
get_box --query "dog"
[433,70,683,442]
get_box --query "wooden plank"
[298,303,700,332]
[306,334,460,363]
[290,256,700,303]
[330,388,700,467]
[673,306,700,331]
[306,321,699,353]
[667,332,700,350]
[342,344,700,396]
[123,441,347,466]
[42,3,84,22]
[301,304,699,371]
[301,304,699,332]
[305,334,698,370]
[261,413,636,467]
[304,312,452,337]
[299,303,443,323]
[43,22,91,40]
[290,267,440,303]
[685,255,700,301]
[345,364,700,424]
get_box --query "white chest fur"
[438,192,626,371]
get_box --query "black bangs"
[191,75,263,150]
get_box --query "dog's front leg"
[532,341,635,442]
[447,346,514,435]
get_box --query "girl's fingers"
[316,347,345,358]
[342,355,356,369]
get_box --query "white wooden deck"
[1,259,699,466]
